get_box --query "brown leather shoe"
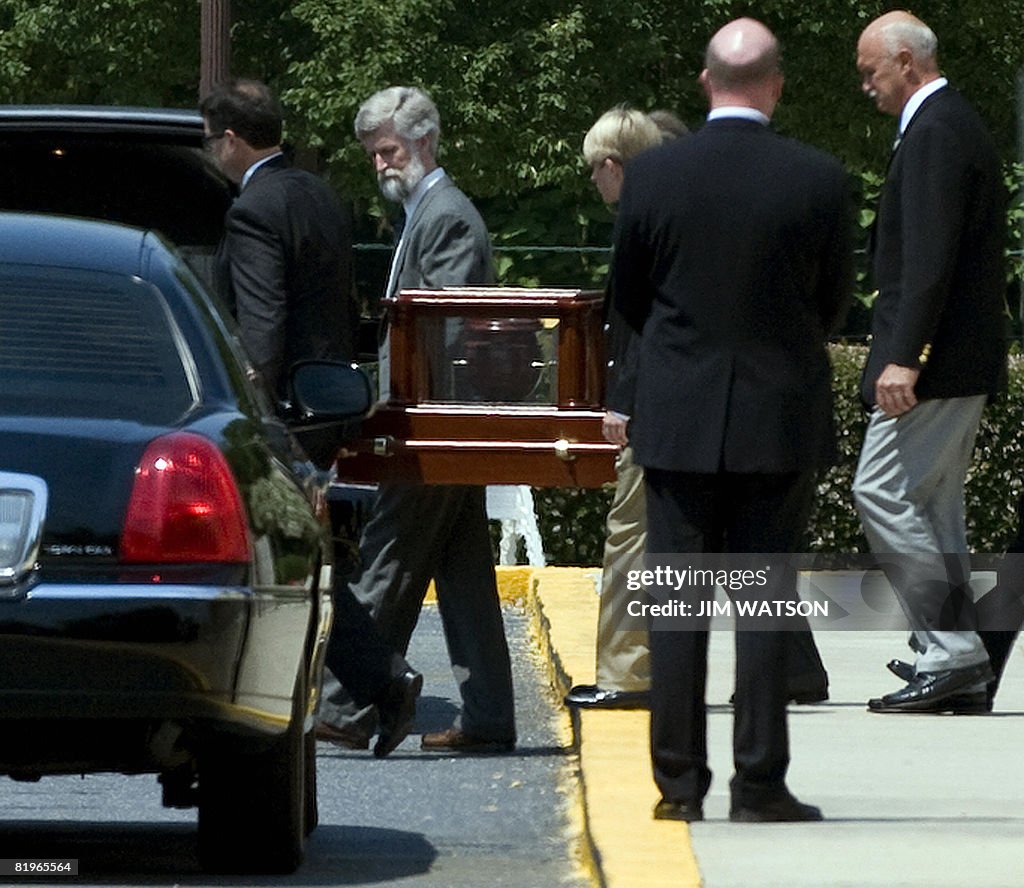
[315,721,371,750]
[420,726,514,754]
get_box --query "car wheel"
[197,674,306,874]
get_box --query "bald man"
[613,18,851,822]
[852,12,1007,714]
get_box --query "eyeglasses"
[202,131,226,149]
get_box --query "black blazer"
[612,118,853,474]
[217,155,356,398]
[862,86,1007,405]
[603,278,640,417]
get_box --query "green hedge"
[530,344,1024,565]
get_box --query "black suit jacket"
[603,278,640,417]
[862,86,1007,405]
[217,155,356,399]
[612,118,853,474]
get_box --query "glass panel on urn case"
[419,315,560,404]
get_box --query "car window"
[0,134,230,291]
[0,266,199,424]
[166,255,278,419]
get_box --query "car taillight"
[120,432,250,564]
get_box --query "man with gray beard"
[317,86,516,753]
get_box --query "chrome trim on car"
[0,471,48,589]
[23,585,251,601]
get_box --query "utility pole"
[200,0,231,100]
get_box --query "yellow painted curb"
[522,567,604,888]
[423,565,534,605]
[527,567,703,888]
[427,563,704,887]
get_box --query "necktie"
[383,208,408,301]
[378,208,408,401]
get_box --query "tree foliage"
[284,1,1023,194]
[0,0,304,107]
[0,0,198,105]
[281,0,1023,295]
[2,0,1021,280]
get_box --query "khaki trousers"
[595,447,650,692]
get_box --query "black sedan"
[0,211,368,873]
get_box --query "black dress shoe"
[729,793,823,823]
[868,661,995,713]
[887,659,915,682]
[563,684,649,710]
[888,659,996,711]
[788,687,829,704]
[653,798,704,822]
[374,669,423,758]
[728,684,830,706]
[938,692,991,715]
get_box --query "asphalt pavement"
[311,604,589,888]
[524,566,1024,888]
[0,603,588,888]
[4,566,1020,888]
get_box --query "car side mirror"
[288,360,373,424]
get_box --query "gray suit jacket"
[351,173,515,739]
[388,174,494,296]
[381,174,494,400]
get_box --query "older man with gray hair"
[317,86,517,754]
[853,11,1007,715]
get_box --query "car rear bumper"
[0,583,314,730]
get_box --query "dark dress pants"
[977,490,1024,698]
[788,629,828,692]
[645,468,816,808]
[324,484,516,741]
[321,545,408,711]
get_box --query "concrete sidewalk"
[510,566,1024,888]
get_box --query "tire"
[197,674,307,874]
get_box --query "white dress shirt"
[240,151,284,190]
[898,77,948,138]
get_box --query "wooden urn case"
[337,287,617,487]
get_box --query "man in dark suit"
[201,79,422,758]
[565,108,830,712]
[318,86,516,754]
[851,12,1008,714]
[613,18,852,822]
[201,80,355,400]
